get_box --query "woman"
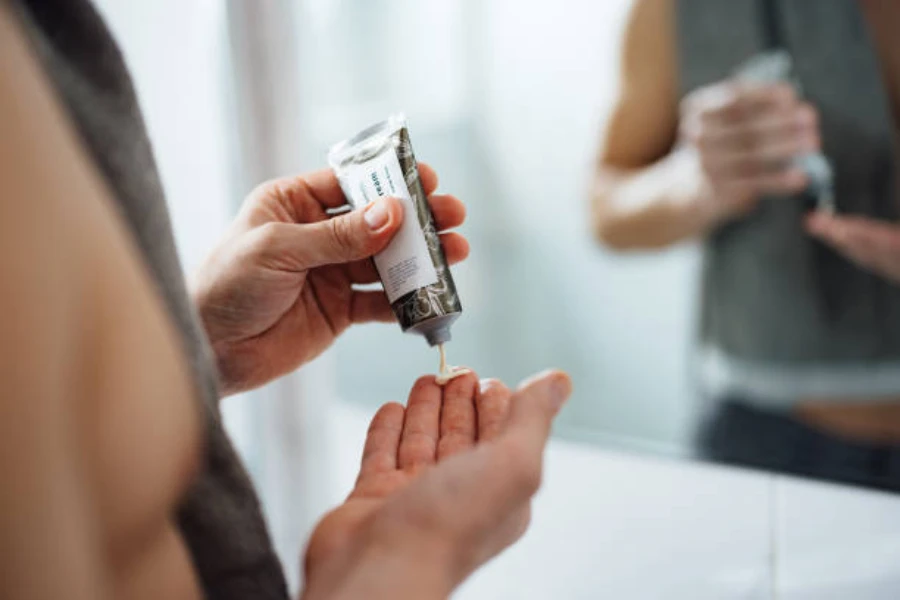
[0,1,571,598]
[592,0,900,491]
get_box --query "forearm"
[592,149,721,251]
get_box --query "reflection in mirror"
[292,0,900,495]
[592,0,900,492]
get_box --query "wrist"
[304,525,457,600]
[665,148,736,234]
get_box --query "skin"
[0,5,571,598]
[591,0,900,442]
[804,0,900,282]
[302,371,572,600]
[0,10,201,599]
[193,164,469,396]
[592,0,900,272]
[591,0,815,251]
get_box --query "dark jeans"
[697,399,900,493]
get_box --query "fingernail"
[549,375,571,412]
[364,199,390,230]
[480,378,501,394]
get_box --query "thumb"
[280,196,404,269]
[505,369,571,450]
[483,370,571,507]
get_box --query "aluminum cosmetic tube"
[328,114,462,346]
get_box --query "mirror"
[295,0,900,494]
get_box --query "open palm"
[304,372,511,571]
[301,369,570,599]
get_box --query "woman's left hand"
[192,165,469,396]
[806,212,900,284]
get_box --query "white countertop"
[327,402,900,600]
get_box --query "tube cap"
[408,312,460,347]
[425,326,452,347]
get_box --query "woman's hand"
[302,370,572,600]
[680,81,819,225]
[191,165,469,395]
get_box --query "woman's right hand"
[302,369,571,600]
[678,80,820,224]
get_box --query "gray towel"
[8,1,289,597]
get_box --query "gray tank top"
[677,0,900,402]
[9,1,289,597]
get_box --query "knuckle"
[249,179,277,201]
[251,221,285,254]
[328,214,357,253]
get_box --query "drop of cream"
[435,343,471,385]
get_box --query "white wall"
[91,0,232,275]
[472,0,701,449]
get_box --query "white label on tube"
[344,148,438,303]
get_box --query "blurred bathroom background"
[89,1,900,598]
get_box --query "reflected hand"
[302,370,572,600]
[806,212,900,283]
[679,81,819,224]
[191,165,469,395]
